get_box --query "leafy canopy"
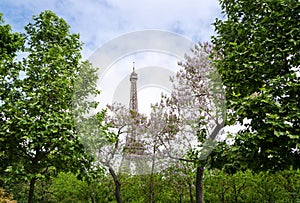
[212,0,300,171]
[0,10,99,200]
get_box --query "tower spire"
[133,61,135,72]
[129,62,138,112]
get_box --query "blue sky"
[0,0,223,58]
[0,0,224,114]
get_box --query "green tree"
[48,172,91,203]
[204,169,300,203]
[0,13,24,185]
[212,0,300,171]
[0,11,99,203]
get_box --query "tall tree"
[149,42,226,203]
[212,0,300,171]
[0,13,24,184]
[0,11,99,203]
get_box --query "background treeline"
[3,168,299,203]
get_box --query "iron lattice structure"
[129,63,138,112]
[120,63,148,174]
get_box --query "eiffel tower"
[119,62,147,174]
[129,62,138,112]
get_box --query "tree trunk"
[233,181,238,203]
[28,177,36,203]
[91,192,96,203]
[179,193,182,203]
[195,165,204,203]
[109,167,122,203]
[188,181,194,203]
[149,170,154,203]
[149,146,156,203]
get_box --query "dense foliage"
[0,13,24,183]
[212,0,300,171]
[0,187,17,203]
[0,11,99,202]
[6,168,300,203]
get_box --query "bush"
[0,188,16,203]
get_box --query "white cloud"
[1,0,222,57]
[1,0,223,113]
[76,0,222,57]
